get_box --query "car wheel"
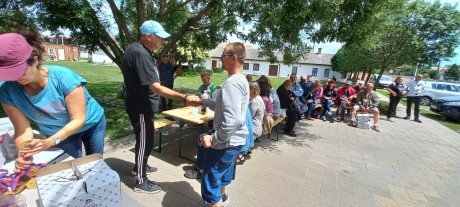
[420,96,431,106]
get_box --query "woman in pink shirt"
[315,80,323,104]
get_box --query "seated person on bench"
[351,83,380,131]
[335,81,356,121]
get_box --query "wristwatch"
[52,137,61,145]
[182,94,188,102]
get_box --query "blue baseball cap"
[140,20,171,38]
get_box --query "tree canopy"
[331,0,460,84]
[444,64,460,81]
[1,0,403,68]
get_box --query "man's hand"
[359,105,366,112]
[186,95,202,106]
[200,135,212,148]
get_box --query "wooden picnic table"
[162,106,214,162]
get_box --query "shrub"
[213,67,224,73]
[377,100,395,116]
[181,66,212,77]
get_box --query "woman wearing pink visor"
[0,31,105,172]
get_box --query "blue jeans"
[202,145,243,205]
[305,102,313,117]
[56,115,106,158]
[322,100,332,116]
[196,134,208,171]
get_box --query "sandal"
[236,154,245,163]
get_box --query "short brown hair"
[226,42,246,64]
[200,72,210,78]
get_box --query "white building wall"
[91,54,113,64]
[204,58,343,81]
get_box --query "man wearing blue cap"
[121,20,200,193]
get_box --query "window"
[436,84,447,91]
[312,68,318,77]
[450,85,460,92]
[253,63,260,71]
[324,69,330,77]
[292,66,298,75]
[243,63,249,70]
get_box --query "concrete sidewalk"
[103,103,460,207]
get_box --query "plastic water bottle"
[201,90,210,113]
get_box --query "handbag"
[262,113,274,135]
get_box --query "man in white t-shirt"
[403,74,424,123]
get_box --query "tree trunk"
[136,0,145,39]
[364,68,372,84]
[361,70,366,80]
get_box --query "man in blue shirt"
[157,54,181,111]
[403,74,424,123]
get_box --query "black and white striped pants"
[128,113,155,184]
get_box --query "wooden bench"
[267,116,286,141]
[153,118,176,153]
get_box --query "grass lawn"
[0,61,288,139]
[377,89,460,133]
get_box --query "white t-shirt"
[406,80,424,97]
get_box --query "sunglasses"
[220,53,244,60]
[220,53,235,59]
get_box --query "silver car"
[420,81,460,105]
[370,74,393,88]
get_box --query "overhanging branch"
[107,0,133,43]
[189,15,231,31]
[160,0,193,18]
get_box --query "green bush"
[214,67,224,73]
[181,66,212,77]
[377,100,395,116]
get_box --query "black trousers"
[406,96,421,119]
[128,113,155,184]
[387,96,401,118]
[284,108,299,133]
[161,84,174,111]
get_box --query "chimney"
[317,48,322,54]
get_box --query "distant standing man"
[121,20,199,193]
[200,42,250,206]
[403,74,424,123]
[158,54,182,111]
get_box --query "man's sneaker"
[306,117,315,121]
[414,119,422,123]
[386,118,393,122]
[371,125,380,132]
[133,177,161,194]
[222,193,230,207]
[402,116,410,120]
[184,169,202,179]
[131,165,158,176]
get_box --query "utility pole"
[437,59,441,80]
